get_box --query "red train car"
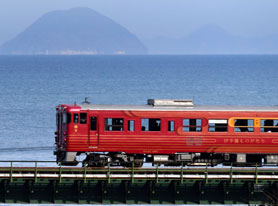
[55,99,278,167]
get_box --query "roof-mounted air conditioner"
[147,99,194,107]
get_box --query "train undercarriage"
[56,151,278,167]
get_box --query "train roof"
[79,104,278,112]
[66,99,278,112]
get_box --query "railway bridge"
[0,161,278,204]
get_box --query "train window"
[168,121,175,132]
[209,119,227,132]
[235,119,254,132]
[73,114,79,124]
[128,120,135,131]
[67,113,71,124]
[80,113,87,124]
[141,119,161,131]
[261,119,278,133]
[183,119,202,132]
[62,113,67,124]
[105,118,124,131]
[90,117,97,131]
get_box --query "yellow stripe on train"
[228,117,278,127]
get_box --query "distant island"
[143,24,278,54]
[0,7,147,55]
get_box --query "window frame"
[208,119,228,132]
[104,118,124,132]
[260,119,278,133]
[62,112,69,124]
[128,120,135,132]
[182,118,202,132]
[141,118,161,132]
[90,116,97,131]
[234,119,254,132]
[80,113,87,124]
[66,113,71,124]
[168,120,175,132]
[73,113,79,124]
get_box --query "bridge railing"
[0,160,277,184]
[0,161,278,204]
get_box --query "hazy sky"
[0,0,278,45]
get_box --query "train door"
[89,115,99,147]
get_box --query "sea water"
[0,55,277,163]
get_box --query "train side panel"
[65,110,278,155]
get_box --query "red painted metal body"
[58,104,278,155]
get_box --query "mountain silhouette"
[0,7,147,55]
[143,24,278,54]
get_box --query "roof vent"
[147,99,194,107]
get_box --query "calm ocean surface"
[0,55,278,163]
